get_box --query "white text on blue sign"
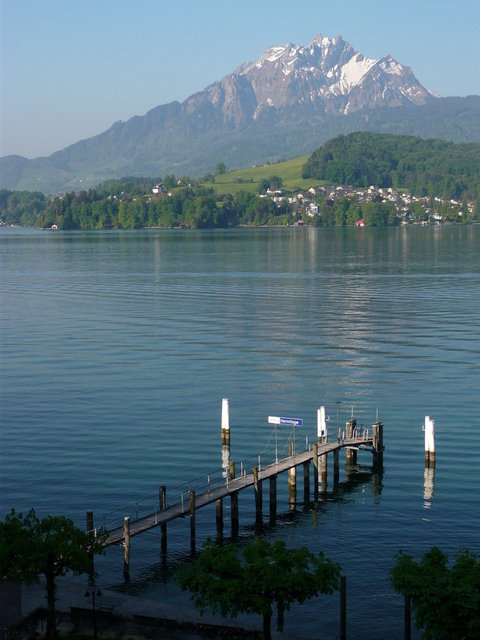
[268,416,303,427]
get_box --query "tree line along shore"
[1,133,479,230]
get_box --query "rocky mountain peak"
[223,32,435,119]
[2,31,459,193]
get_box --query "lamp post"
[84,587,102,638]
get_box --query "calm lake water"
[1,226,479,639]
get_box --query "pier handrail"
[98,431,376,546]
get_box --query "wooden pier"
[88,412,384,578]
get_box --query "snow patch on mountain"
[380,57,404,76]
[266,46,288,63]
[330,53,377,94]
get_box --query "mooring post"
[189,490,196,553]
[231,493,239,537]
[321,474,328,493]
[346,418,354,439]
[317,406,327,443]
[159,485,166,510]
[86,511,94,583]
[229,460,239,536]
[303,460,310,504]
[372,420,384,467]
[269,475,277,520]
[312,443,319,499]
[321,448,328,478]
[123,516,130,580]
[333,449,339,485]
[288,440,296,506]
[340,575,347,640]
[346,419,357,464]
[253,466,262,525]
[221,398,230,446]
[216,498,223,535]
[159,485,167,549]
[424,416,435,467]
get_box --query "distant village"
[258,183,474,225]
[150,178,475,226]
[1,176,475,229]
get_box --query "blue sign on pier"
[268,416,303,427]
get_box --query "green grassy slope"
[208,155,328,194]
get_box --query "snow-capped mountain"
[3,32,478,193]
[194,33,437,125]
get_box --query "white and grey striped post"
[221,398,230,446]
[424,416,435,467]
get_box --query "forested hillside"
[302,133,480,200]
[2,133,480,230]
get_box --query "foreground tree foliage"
[0,508,105,639]
[390,547,480,640]
[176,538,340,640]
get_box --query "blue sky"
[1,0,479,158]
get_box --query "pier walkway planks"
[104,436,373,547]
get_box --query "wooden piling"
[230,461,239,536]
[100,417,381,562]
[346,419,357,464]
[253,466,262,524]
[159,485,167,549]
[123,517,130,580]
[190,490,196,552]
[269,475,277,520]
[216,499,223,534]
[346,419,356,438]
[288,440,296,506]
[321,474,328,493]
[303,460,310,503]
[312,444,319,499]
[231,493,239,536]
[333,449,339,484]
[425,451,436,467]
[349,448,357,465]
[372,421,384,466]
[321,450,328,477]
[159,485,166,510]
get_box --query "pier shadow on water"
[115,463,384,593]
